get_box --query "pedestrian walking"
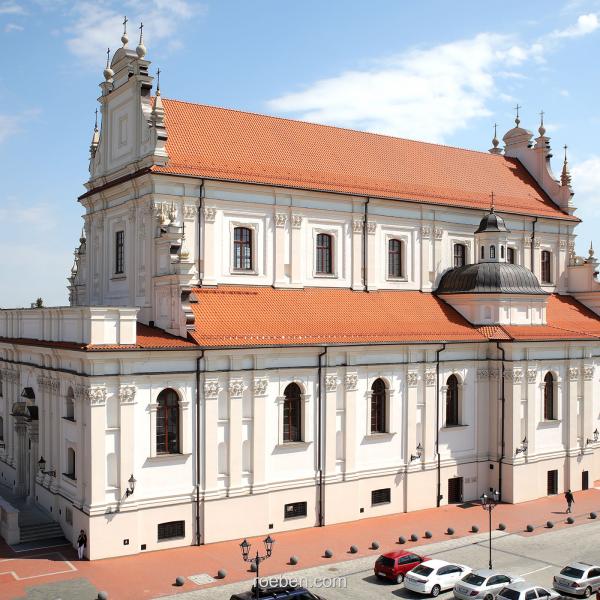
[77,529,87,559]
[565,489,575,513]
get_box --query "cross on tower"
[139,21,144,42]
[105,47,110,68]
[122,15,128,34]
[94,108,98,130]
[539,109,544,123]
[156,67,161,91]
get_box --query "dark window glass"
[233,227,252,270]
[388,239,403,277]
[283,383,302,442]
[115,230,125,274]
[481,246,485,260]
[454,244,466,268]
[377,556,395,567]
[316,233,333,274]
[284,501,307,519]
[156,389,180,454]
[490,245,496,259]
[560,567,585,578]
[541,250,551,283]
[498,589,521,600]
[464,574,486,586]
[0,416,4,441]
[501,245,505,259]
[525,591,537,600]
[371,488,391,505]
[370,378,386,433]
[543,372,554,420]
[446,375,460,426]
[157,520,185,540]
[413,565,434,576]
[507,247,515,264]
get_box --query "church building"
[1,28,600,559]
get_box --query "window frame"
[370,378,387,434]
[507,247,516,264]
[64,447,76,480]
[489,245,496,259]
[156,388,181,455]
[454,243,467,268]
[233,226,253,271]
[284,501,308,519]
[371,487,391,505]
[543,372,555,421]
[445,374,460,427]
[315,232,334,275]
[541,250,552,284]
[115,230,125,275]
[157,520,185,541]
[283,383,303,443]
[387,238,404,279]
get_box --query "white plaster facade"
[1,37,600,560]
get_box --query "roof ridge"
[161,97,507,158]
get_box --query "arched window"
[283,383,302,442]
[543,372,555,420]
[233,227,253,270]
[66,447,76,480]
[65,388,75,420]
[489,245,496,259]
[446,375,460,426]
[500,245,505,259]
[0,416,4,442]
[316,233,333,274]
[388,239,403,278]
[541,250,551,283]
[454,243,466,268]
[157,389,180,454]
[507,247,516,264]
[370,378,387,433]
[481,246,485,260]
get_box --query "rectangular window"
[547,469,558,495]
[115,230,125,274]
[541,250,551,283]
[371,488,391,505]
[284,501,307,519]
[507,247,515,264]
[316,233,333,274]
[454,243,466,268]
[158,520,185,540]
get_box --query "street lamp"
[125,474,136,497]
[410,443,424,462]
[37,456,56,477]
[480,490,500,569]
[586,428,599,446]
[240,535,275,599]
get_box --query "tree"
[34,298,44,308]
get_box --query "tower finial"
[156,67,161,94]
[538,109,546,136]
[121,15,129,46]
[103,47,114,81]
[489,122,503,154]
[514,103,521,127]
[94,108,98,132]
[561,144,572,187]
[136,22,146,58]
[90,108,101,156]
[589,241,595,259]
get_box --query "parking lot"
[160,520,600,600]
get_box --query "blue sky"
[1,0,600,307]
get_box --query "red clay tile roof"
[153,99,577,221]
[476,326,512,340]
[188,287,487,347]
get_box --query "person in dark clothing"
[77,529,87,559]
[565,489,575,513]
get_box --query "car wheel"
[584,587,592,598]
[431,585,441,597]
[396,573,405,584]
[484,594,494,600]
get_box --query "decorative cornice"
[36,376,59,393]
[203,207,217,223]
[119,385,136,404]
[325,374,339,392]
[253,378,269,396]
[291,214,303,229]
[407,372,418,387]
[274,213,288,228]
[344,373,358,391]
[228,380,245,398]
[204,379,220,399]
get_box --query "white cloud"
[3,22,23,32]
[268,33,528,143]
[0,1,23,15]
[64,0,203,66]
[570,156,600,254]
[551,13,599,38]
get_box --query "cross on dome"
[538,110,546,136]
[136,22,146,58]
[514,103,521,126]
[121,15,129,46]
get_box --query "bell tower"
[474,194,510,264]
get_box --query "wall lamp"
[38,456,56,477]
[410,443,423,462]
[586,429,599,446]
[515,436,528,456]
[125,474,137,497]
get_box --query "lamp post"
[480,490,500,569]
[240,535,275,599]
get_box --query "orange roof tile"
[153,99,577,221]
[188,287,487,347]
[476,325,512,340]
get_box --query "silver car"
[454,570,523,600]
[497,582,560,600]
[553,563,600,597]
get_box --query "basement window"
[158,520,185,541]
[284,501,307,519]
[371,488,391,505]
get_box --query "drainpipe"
[435,343,446,507]
[195,349,205,545]
[496,342,506,502]
[197,179,205,287]
[530,217,537,273]
[317,347,327,526]
[363,198,370,292]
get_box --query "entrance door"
[547,470,558,495]
[582,470,589,491]
[448,477,463,503]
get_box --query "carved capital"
[291,214,303,229]
[204,379,220,399]
[352,220,364,234]
[183,205,198,219]
[434,227,443,240]
[366,221,377,235]
[119,385,136,404]
[424,371,436,386]
[527,368,537,384]
[86,386,107,406]
[228,380,245,398]
[533,239,541,249]
[274,213,288,228]
[407,372,418,387]
[559,239,567,250]
[203,207,217,223]
[568,367,579,382]
[505,369,523,384]
[325,374,338,392]
[344,373,358,391]
[583,365,594,381]
[421,225,431,238]
[253,378,269,396]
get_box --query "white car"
[405,559,472,597]
[454,570,524,600]
[496,581,561,600]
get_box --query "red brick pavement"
[2,488,600,600]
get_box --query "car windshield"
[498,588,521,600]
[560,567,585,579]
[412,565,434,577]
[377,556,395,568]
[463,574,486,586]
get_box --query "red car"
[374,550,429,584]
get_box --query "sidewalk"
[2,488,600,600]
